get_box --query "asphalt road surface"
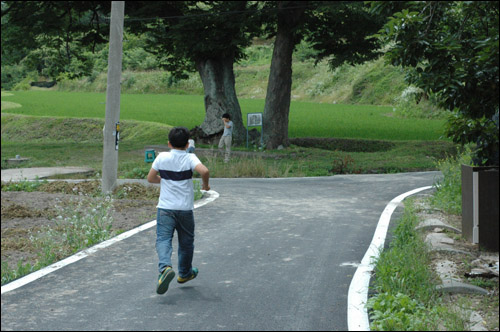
[1,172,441,331]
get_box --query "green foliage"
[1,194,115,285]
[445,110,499,166]
[33,195,115,259]
[126,1,262,78]
[1,177,48,192]
[2,91,447,141]
[393,86,447,120]
[367,292,436,331]
[367,199,467,331]
[375,1,499,165]
[431,146,473,215]
[373,202,437,304]
[1,260,40,286]
[303,1,384,69]
[123,167,150,180]
[1,64,30,90]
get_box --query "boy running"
[147,127,210,295]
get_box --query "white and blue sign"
[247,112,263,148]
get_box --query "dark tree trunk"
[262,2,306,149]
[195,57,245,145]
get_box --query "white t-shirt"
[152,149,201,210]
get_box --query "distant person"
[147,127,210,295]
[218,113,233,163]
[187,139,195,153]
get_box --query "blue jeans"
[156,208,195,278]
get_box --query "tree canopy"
[373,1,499,166]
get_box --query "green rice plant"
[3,90,446,141]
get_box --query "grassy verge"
[1,113,457,178]
[430,146,473,215]
[367,199,467,330]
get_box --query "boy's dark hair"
[222,113,231,120]
[168,127,190,148]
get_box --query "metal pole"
[102,1,124,194]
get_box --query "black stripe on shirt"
[159,169,193,181]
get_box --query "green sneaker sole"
[156,268,175,294]
[177,267,198,284]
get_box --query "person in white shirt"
[218,113,233,163]
[147,127,210,295]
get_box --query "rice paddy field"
[1,90,455,178]
[1,90,446,141]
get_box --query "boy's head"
[168,127,190,149]
[222,113,231,120]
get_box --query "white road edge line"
[347,186,432,331]
[1,190,219,295]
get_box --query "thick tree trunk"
[196,57,245,145]
[263,2,306,149]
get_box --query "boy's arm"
[194,163,210,191]
[147,168,161,184]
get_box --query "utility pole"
[102,1,124,194]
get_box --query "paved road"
[1,172,441,331]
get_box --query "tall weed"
[431,146,473,215]
[1,194,115,285]
[367,199,466,330]
[31,195,114,268]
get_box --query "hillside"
[54,41,409,107]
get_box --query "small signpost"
[246,112,263,148]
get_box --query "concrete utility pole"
[102,1,124,194]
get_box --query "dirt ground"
[1,181,158,270]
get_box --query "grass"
[1,90,446,141]
[367,199,467,331]
[1,111,456,178]
[1,89,455,178]
[430,146,473,215]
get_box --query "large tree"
[3,1,261,144]
[126,1,262,144]
[262,1,385,149]
[373,1,499,166]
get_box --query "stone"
[416,218,461,233]
[436,280,489,295]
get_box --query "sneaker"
[156,266,175,295]
[177,267,198,284]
